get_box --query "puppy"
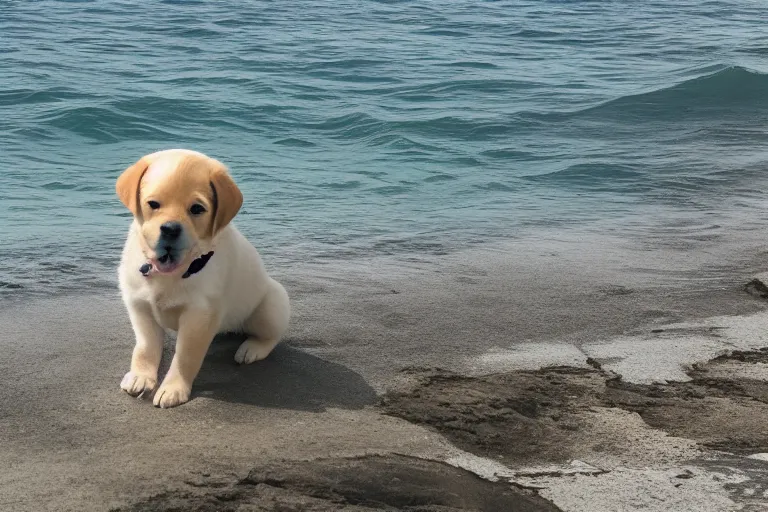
[116,149,290,408]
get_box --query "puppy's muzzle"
[155,222,186,267]
[159,221,182,240]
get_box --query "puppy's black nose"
[159,222,182,239]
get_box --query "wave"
[24,95,292,143]
[591,66,767,118]
[525,164,646,191]
[441,61,500,69]
[299,67,768,146]
[14,64,768,152]
[40,104,189,143]
[543,66,768,123]
[0,87,87,106]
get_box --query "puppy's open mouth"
[151,252,182,274]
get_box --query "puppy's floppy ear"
[209,161,243,236]
[116,156,151,217]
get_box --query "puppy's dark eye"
[189,203,206,215]
[147,200,160,210]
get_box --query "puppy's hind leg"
[234,278,290,365]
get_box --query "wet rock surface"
[108,347,768,512]
[380,349,768,463]
[614,348,768,454]
[113,455,560,512]
[744,277,768,299]
[380,366,606,465]
[114,349,768,511]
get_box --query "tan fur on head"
[115,149,243,266]
[210,162,243,236]
[116,155,152,217]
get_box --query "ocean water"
[1,1,768,297]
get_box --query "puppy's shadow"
[173,335,377,412]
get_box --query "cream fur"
[117,149,290,408]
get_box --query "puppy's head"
[116,149,243,275]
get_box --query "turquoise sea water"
[1,1,768,296]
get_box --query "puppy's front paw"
[153,380,191,409]
[120,371,157,397]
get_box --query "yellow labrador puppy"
[116,149,290,408]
